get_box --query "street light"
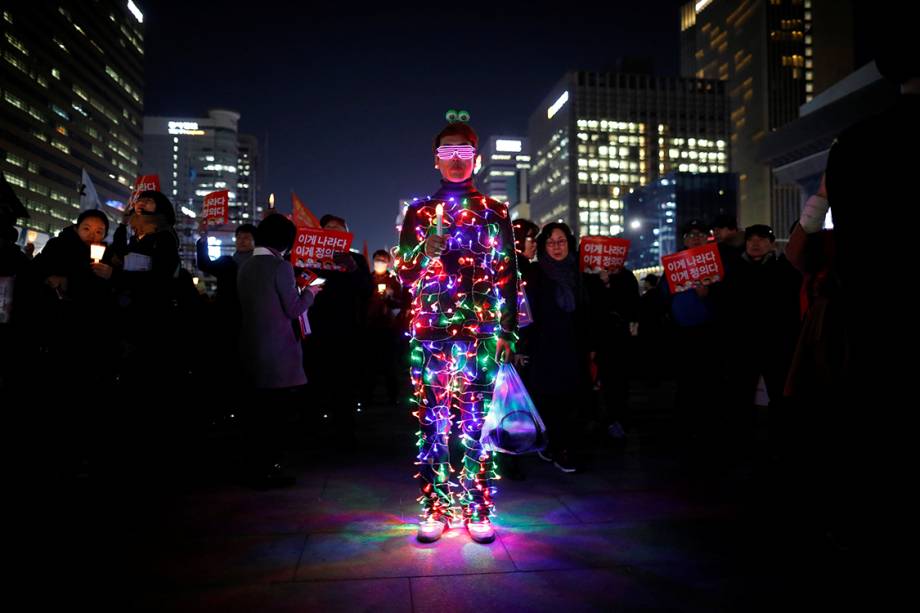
[628,215,665,270]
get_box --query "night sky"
[144,1,686,251]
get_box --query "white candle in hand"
[90,244,105,263]
[436,203,443,236]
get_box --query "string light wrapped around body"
[398,184,520,526]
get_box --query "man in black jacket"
[302,214,372,437]
[722,225,801,440]
[585,265,639,441]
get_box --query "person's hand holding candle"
[91,262,113,280]
[425,203,447,258]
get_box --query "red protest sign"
[128,175,160,208]
[291,228,354,271]
[203,190,229,226]
[579,236,631,273]
[661,243,724,293]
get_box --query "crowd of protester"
[0,59,913,559]
[0,188,816,485]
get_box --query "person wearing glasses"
[397,112,519,544]
[659,219,725,448]
[526,222,597,474]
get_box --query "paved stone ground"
[22,380,856,612]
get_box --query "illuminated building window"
[5,152,25,167]
[5,33,28,55]
[5,173,26,188]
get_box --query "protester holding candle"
[397,111,518,544]
[363,249,405,409]
[19,209,117,477]
[33,209,114,287]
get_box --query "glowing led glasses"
[436,145,477,160]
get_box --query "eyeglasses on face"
[436,145,476,160]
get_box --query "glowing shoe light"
[466,519,495,544]
[417,517,449,543]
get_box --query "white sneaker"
[466,518,496,544]
[608,421,626,439]
[416,516,449,543]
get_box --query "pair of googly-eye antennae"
[445,109,470,123]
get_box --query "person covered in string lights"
[397,110,519,544]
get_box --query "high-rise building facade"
[476,135,530,207]
[680,0,818,229]
[1,1,145,240]
[143,109,250,266]
[236,133,260,222]
[528,71,730,239]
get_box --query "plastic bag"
[481,363,547,455]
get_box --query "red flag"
[362,239,369,266]
[291,191,320,228]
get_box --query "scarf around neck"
[539,253,577,313]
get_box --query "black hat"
[682,219,709,236]
[744,224,775,242]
